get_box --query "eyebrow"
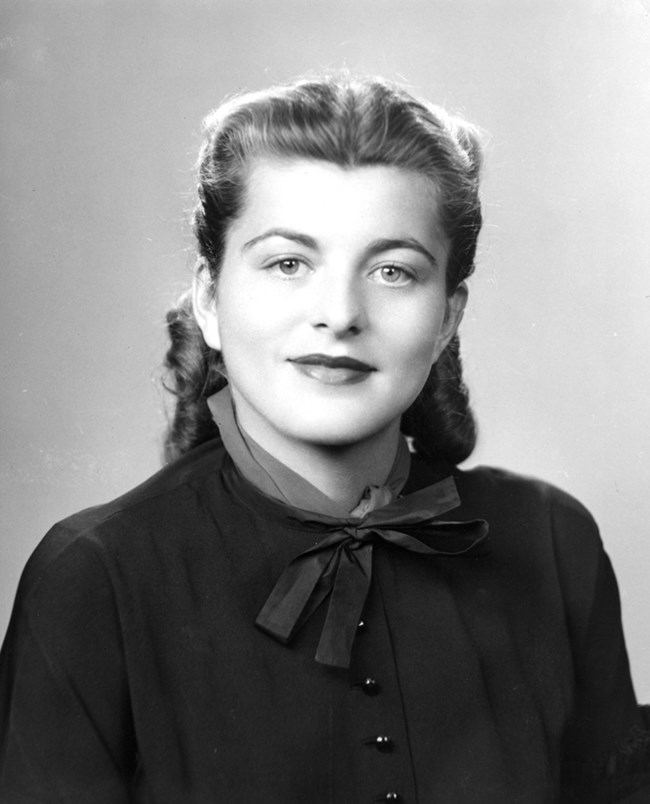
[365,238,439,268]
[241,228,318,253]
[241,229,439,267]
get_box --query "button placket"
[347,584,413,804]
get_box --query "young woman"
[1,74,648,803]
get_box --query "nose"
[309,270,367,337]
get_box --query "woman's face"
[196,159,466,453]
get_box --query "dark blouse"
[0,438,648,803]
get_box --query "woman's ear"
[434,282,468,361]
[192,261,222,352]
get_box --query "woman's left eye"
[370,264,414,286]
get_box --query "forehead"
[229,158,446,250]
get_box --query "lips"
[288,354,376,385]
[289,354,376,371]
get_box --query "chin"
[284,410,401,449]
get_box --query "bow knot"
[256,477,489,669]
[342,526,377,545]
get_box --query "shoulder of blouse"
[449,463,608,599]
[451,463,599,537]
[14,437,228,606]
[454,463,594,512]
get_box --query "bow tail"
[256,549,338,643]
[315,543,373,669]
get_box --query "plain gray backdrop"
[1,0,649,699]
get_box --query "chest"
[118,518,572,804]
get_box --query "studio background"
[1,0,649,698]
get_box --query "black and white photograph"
[1,1,649,800]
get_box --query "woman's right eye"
[266,258,308,278]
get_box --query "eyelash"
[265,257,309,278]
[370,264,415,286]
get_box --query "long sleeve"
[552,495,650,802]
[0,525,136,802]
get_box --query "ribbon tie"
[256,476,489,669]
[206,386,490,670]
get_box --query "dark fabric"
[0,438,648,803]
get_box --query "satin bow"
[256,476,489,669]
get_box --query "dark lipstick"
[289,354,376,371]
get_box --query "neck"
[238,419,402,511]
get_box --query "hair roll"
[163,290,225,463]
[401,336,476,464]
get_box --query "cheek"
[388,302,447,370]
[216,294,295,384]
[215,282,267,350]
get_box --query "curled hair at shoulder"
[164,72,484,464]
[401,336,475,464]
[163,289,225,463]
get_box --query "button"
[357,619,367,632]
[374,793,400,802]
[364,735,394,752]
[354,677,380,696]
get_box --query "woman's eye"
[371,264,414,286]
[267,258,307,278]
